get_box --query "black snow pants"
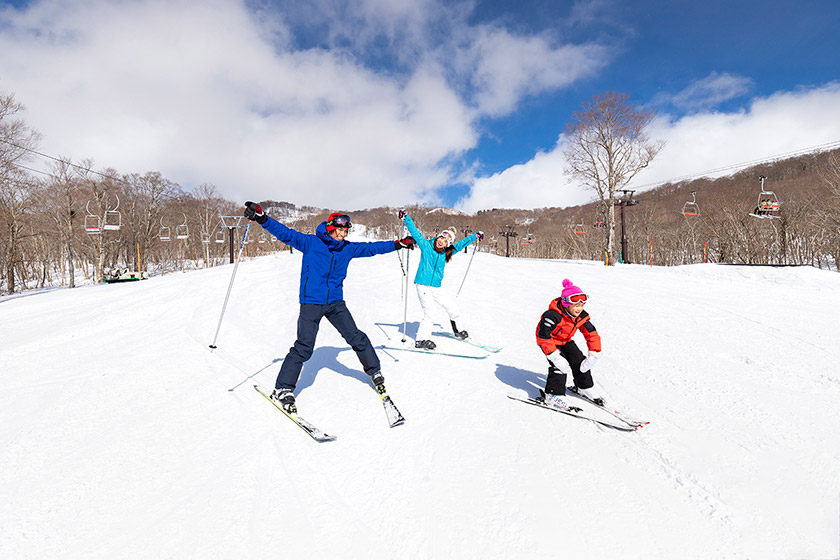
[544,340,594,396]
[275,300,380,390]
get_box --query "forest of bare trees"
[3,88,840,296]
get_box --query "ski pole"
[456,242,479,297]
[396,244,406,300]
[209,221,251,350]
[401,249,411,343]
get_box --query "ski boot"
[270,388,297,413]
[369,370,385,391]
[540,390,582,413]
[450,320,469,340]
[370,370,385,387]
[415,339,436,350]
[569,385,606,407]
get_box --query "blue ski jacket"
[261,217,397,304]
[403,215,478,288]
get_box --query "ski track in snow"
[1,248,839,559]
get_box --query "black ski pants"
[275,300,380,390]
[544,340,594,395]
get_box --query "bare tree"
[40,159,82,287]
[0,92,42,293]
[563,91,663,265]
[819,151,840,271]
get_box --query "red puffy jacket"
[535,298,601,356]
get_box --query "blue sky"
[2,0,840,212]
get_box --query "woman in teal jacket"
[401,211,482,350]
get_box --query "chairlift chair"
[102,195,122,230]
[159,218,171,241]
[574,221,585,235]
[175,214,189,239]
[259,233,267,243]
[201,232,211,244]
[214,230,225,243]
[749,176,781,219]
[682,191,700,217]
[84,202,102,234]
[593,207,606,228]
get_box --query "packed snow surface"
[1,244,839,559]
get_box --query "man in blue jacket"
[244,202,415,412]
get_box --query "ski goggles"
[438,229,455,245]
[561,293,587,305]
[327,214,352,228]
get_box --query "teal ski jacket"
[403,215,478,288]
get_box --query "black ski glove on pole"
[244,201,268,224]
[395,236,416,250]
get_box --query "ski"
[380,345,487,359]
[437,332,502,353]
[507,394,640,432]
[566,386,649,428]
[370,379,405,428]
[254,385,337,442]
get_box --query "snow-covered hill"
[1,248,839,559]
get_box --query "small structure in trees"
[102,195,121,230]
[175,214,189,239]
[682,191,700,217]
[749,176,781,219]
[158,218,171,241]
[84,201,102,234]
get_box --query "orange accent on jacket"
[535,298,601,355]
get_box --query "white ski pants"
[415,284,461,341]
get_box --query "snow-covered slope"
[1,249,839,559]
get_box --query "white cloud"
[457,82,840,212]
[456,143,594,213]
[0,0,611,209]
[464,27,609,116]
[658,71,754,111]
[633,82,840,188]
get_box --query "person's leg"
[544,364,567,396]
[414,284,437,342]
[325,301,381,376]
[559,341,592,390]
[431,288,468,338]
[275,304,324,390]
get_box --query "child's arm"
[578,313,602,353]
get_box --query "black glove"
[244,201,268,224]
[398,209,407,219]
[476,231,484,241]
[394,236,416,250]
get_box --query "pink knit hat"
[559,278,587,307]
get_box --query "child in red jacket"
[535,278,604,409]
